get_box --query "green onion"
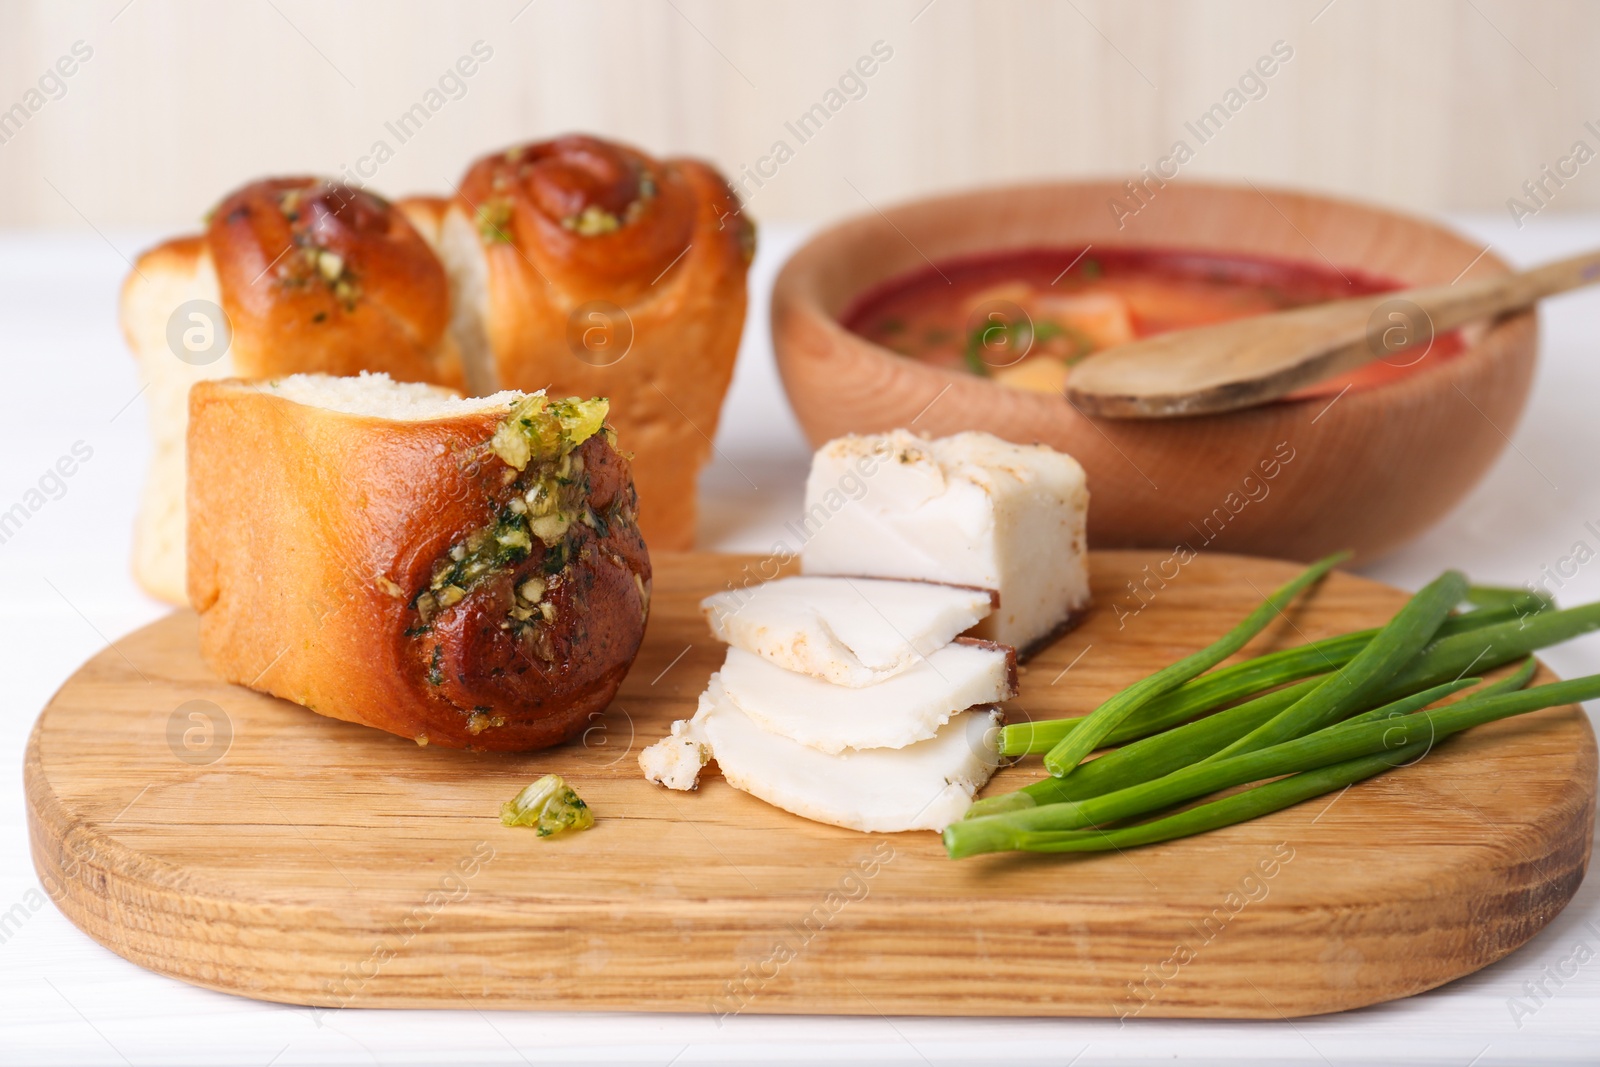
[1041,552,1349,777]
[1385,601,1600,693]
[954,743,1432,855]
[972,659,1529,822]
[969,679,1324,819]
[953,679,1475,855]
[1335,655,1536,730]
[1462,585,1552,611]
[946,669,1599,859]
[1001,638,1363,758]
[967,597,1600,820]
[998,592,1541,758]
[1202,570,1468,762]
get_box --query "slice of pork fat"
[800,429,1091,656]
[638,676,1003,832]
[717,642,1016,754]
[700,576,994,687]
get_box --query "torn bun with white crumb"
[187,372,650,752]
[121,177,464,604]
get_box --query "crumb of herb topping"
[499,774,595,837]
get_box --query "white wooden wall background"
[0,0,1595,229]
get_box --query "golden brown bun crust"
[455,136,754,549]
[459,135,700,300]
[120,179,465,606]
[188,380,650,752]
[208,178,463,388]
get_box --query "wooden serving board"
[25,551,1597,1019]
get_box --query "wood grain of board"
[24,551,1598,1019]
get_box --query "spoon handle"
[1407,248,1600,334]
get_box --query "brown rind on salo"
[951,636,1021,694]
[1013,604,1092,663]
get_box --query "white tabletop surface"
[2,215,1598,1066]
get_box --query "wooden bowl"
[771,180,1537,563]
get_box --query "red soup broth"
[841,247,1462,400]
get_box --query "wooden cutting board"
[24,551,1597,1019]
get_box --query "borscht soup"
[842,247,1459,398]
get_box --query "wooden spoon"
[1064,248,1600,418]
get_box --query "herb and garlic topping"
[488,394,609,471]
[475,198,515,244]
[466,136,666,248]
[500,773,595,836]
[414,395,611,628]
[259,183,395,311]
[404,391,649,748]
[200,177,455,378]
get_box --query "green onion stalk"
[998,588,1549,758]
[1199,570,1470,762]
[1041,552,1350,777]
[946,665,1597,859]
[967,600,1600,820]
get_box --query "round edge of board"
[22,550,1599,1018]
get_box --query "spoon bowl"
[1067,248,1600,418]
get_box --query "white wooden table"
[2,216,1597,1066]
